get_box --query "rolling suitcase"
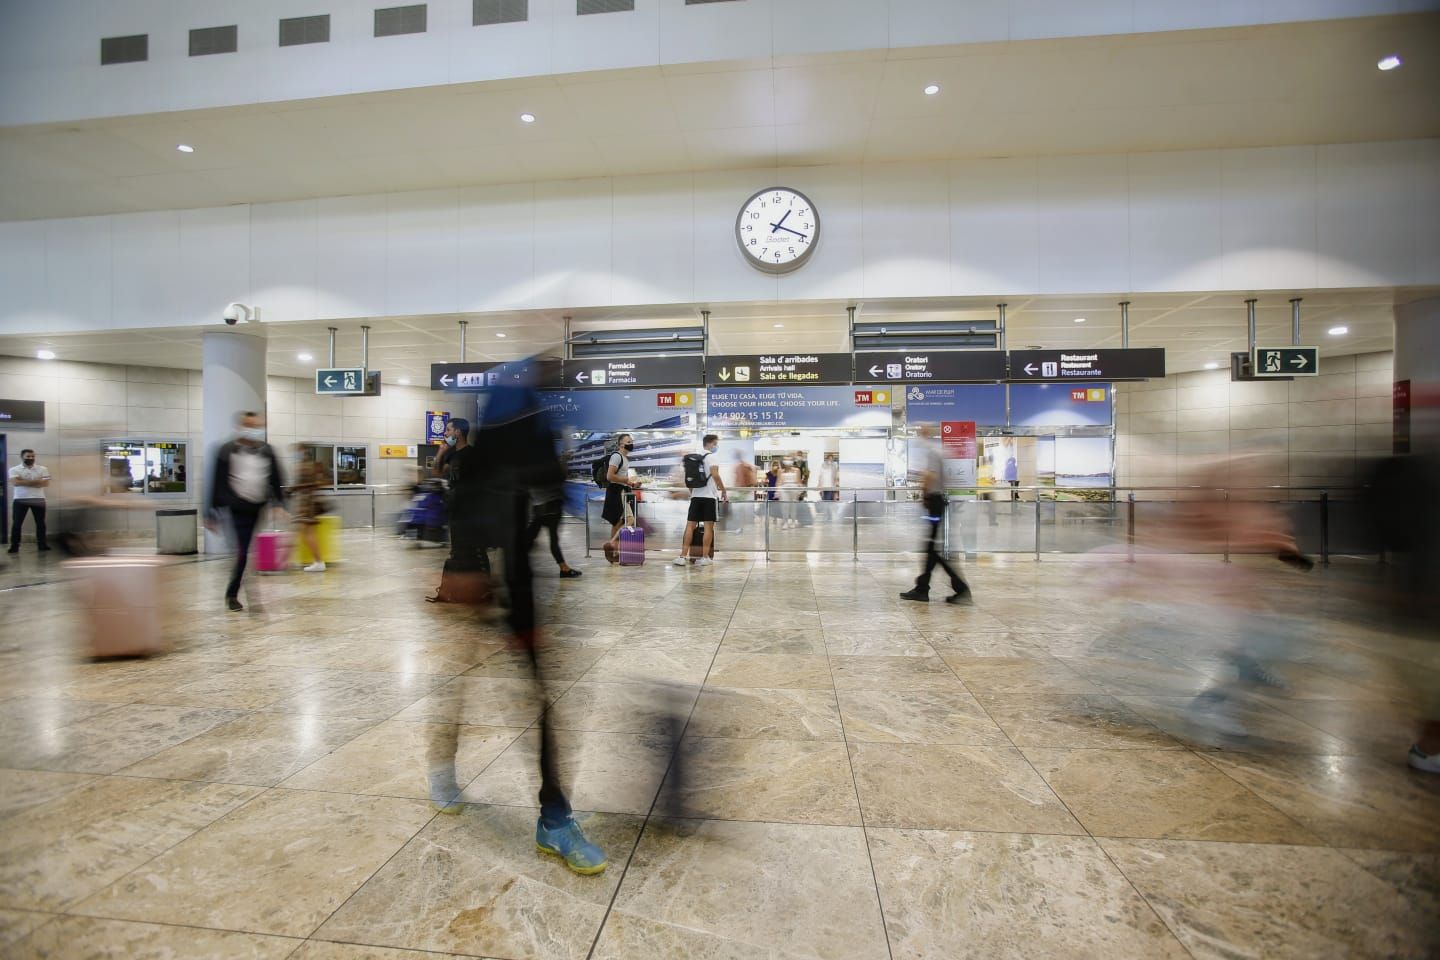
[619,525,645,565]
[690,522,714,559]
[65,556,170,658]
[254,531,289,573]
[296,514,341,565]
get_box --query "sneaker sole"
[431,800,464,815]
[535,842,608,875]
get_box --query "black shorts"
[687,497,718,523]
[602,484,628,525]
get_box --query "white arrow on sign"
[439,374,452,387]
[869,365,883,378]
[575,371,589,383]
[1024,363,1038,376]
[324,376,337,387]
[1290,354,1309,369]
[719,368,732,381]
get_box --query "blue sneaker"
[427,769,464,815]
[535,817,608,875]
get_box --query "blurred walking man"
[207,412,286,612]
[900,424,971,605]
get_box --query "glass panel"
[336,445,368,486]
[297,444,336,487]
[103,441,145,493]
[144,442,187,493]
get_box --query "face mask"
[239,427,265,443]
[445,436,457,447]
[622,443,634,452]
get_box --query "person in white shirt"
[675,435,726,567]
[7,449,51,553]
[900,425,971,605]
[205,412,287,611]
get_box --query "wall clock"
[735,187,820,274]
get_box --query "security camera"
[223,303,256,325]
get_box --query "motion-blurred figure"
[427,369,607,875]
[206,412,286,612]
[900,424,972,605]
[291,459,328,573]
[428,418,491,603]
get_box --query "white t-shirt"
[919,439,945,496]
[607,452,629,486]
[229,446,270,504]
[690,449,718,500]
[9,463,49,501]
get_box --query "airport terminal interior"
[1,1,1439,958]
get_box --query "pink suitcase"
[618,525,645,565]
[65,556,170,658]
[254,531,289,573]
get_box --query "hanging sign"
[431,360,563,390]
[706,353,852,386]
[1007,348,1165,382]
[858,351,1007,383]
[567,355,702,389]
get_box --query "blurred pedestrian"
[528,482,580,578]
[291,459,328,572]
[428,417,491,603]
[206,412,286,612]
[7,448,50,554]
[900,424,971,605]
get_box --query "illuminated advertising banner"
[539,389,695,432]
[903,384,1007,426]
[1009,382,1112,427]
[707,386,892,429]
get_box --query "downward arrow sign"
[719,369,731,381]
[869,365,883,378]
[1024,363,1038,376]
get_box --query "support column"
[201,331,267,553]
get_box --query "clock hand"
[768,210,791,234]
[772,224,808,240]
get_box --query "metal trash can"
[155,509,198,555]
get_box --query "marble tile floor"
[0,531,1437,959]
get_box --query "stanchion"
[1127,492,1135,563]
[1321,491,1330,566]
[1034,492,1041,562]
[852,492,859,562]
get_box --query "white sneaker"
[1408,745,1440,773]
[672,556,689,567]
[304,561,326,573]
[694,557,712,567]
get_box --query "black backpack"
[592,453,612,488]
[683,452,709,489]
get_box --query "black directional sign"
[706,353,852,386]
[856,351,1007,383]
[566,355,702,389]
[430,360,563,391]
[1253,346,1318,378]
[1007,348,1166,382]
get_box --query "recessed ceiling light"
[1378,54,1402,71]
[398,377,410,385]
[176,144,194,153]
[520,113,536,123]
[496,332,507,338]
[773,323,784,329]
[1073,317,1086,323]
[36,349,56,360]
[1328,325,1349,336]
[923,84,940,96]
[298,352,313,362]
[1204,361,1220,370]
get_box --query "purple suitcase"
[618,525,645,566]
[254,531,289,573]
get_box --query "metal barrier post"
[1127,492,1135,563]
[584,499,591,558]
[852,492,859,562]
[370,489,376,530]
[1034,491,1041,561]
[1321,491,1330,566]
[764,496,771,562]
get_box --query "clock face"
[736,187,819,274]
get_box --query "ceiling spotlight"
[520,113,536,123]
[496,332,507,338]
[923,84,940,96]
[773,323,785,329]
[298,353,313,363]
[1328,325,1349,336]
[1073,317,1086,323]
[1204,361,1220,370]
[398,377,411,385]
[36,349,56,360]
[176,144,194,153]
[1377,54,1402,71]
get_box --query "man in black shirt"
[206,411,286,611]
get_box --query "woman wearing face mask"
[601,434,639,563]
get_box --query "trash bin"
[155,509,198,555]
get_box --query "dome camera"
[223,302,256,325]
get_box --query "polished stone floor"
[0,532,1437,959]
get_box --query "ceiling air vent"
[279,14,330,46]
[100,34,148,65]
[189,25,238,56]
[375,4,428,36]
[578,0,635,14]
[475,0,528,25]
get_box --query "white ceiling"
[1,14,1436,220]
[0,289,1414,381]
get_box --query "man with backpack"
[674,434,726,567]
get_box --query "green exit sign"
[1252,347,1318,378]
